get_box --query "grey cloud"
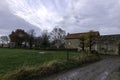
[0,0,8,10]
[0,0,41,36]
[0,0,120,36]
[60,0,120,35]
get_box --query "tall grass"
[0,48,100,80]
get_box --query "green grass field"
[0,48,100,80]
[0,48,80,76]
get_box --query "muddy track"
[42,56,120,80]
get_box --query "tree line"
[0,28,98,52]
[0,27,66,49]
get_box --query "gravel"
[42,56,120,80]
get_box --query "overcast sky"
[0,0,120,36]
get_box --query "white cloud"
[6,0,63,31]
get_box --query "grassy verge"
[2,53,100,80]
[0,48,79,75]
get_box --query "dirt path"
[42,56,120,80]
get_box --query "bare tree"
[28,29,35,49]
[50,27,66,48]
[41,30,50,49]
[34,36,42,48]
[0,36,9,47]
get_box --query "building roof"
[100,34,120,43]
[66,31,100,39]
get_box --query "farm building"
[98,34,120,55]
[65,31,120,55]
[65,31,100,51]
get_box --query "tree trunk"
[82,40,85,51]
[89,39,92,52]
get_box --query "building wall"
[65,39,80,49]
[65,39,119,55]
[97,42,119,55]
[92,44,99,51]
[65,34,120,55]
[65,39,98,51]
